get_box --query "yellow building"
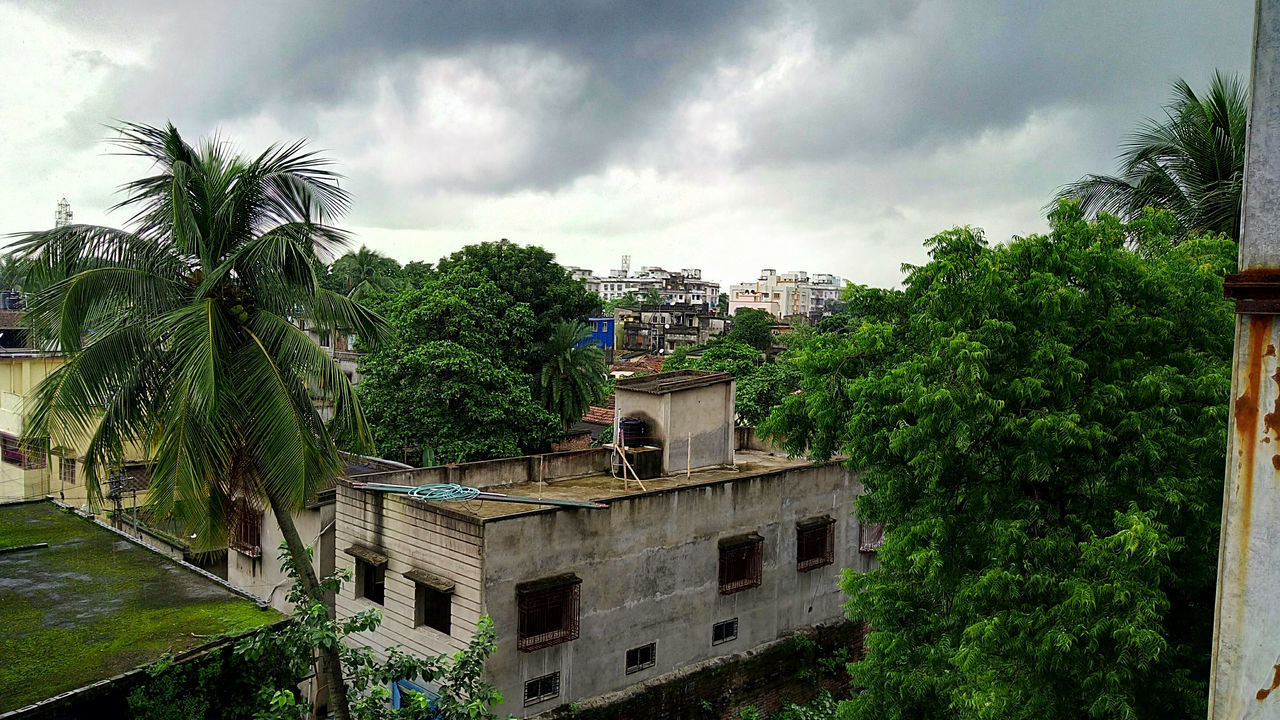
[0,352,148,512]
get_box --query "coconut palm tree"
[538,321,608,431]
[330,244,399,299]
[1055,70,1248,240]
[9,122,386,720]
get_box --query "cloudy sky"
[0,1,1253,290]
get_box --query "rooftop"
[615,369,733,395]
[0,501,280,713]
[373,449,812,521]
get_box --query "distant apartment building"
[334,370,876,716]
[613,303,727,353]
[570,258,720,307]
[729,270,844,321]
[0,351,151,511]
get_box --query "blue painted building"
[580,317,615,355]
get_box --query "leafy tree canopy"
[357,268,558,463]
[1055,70,1247,240]
[763,205,1234,720]
[322,245,401,298]
[664,339,794,426]
[435,239,595,372]
[729,307,776,352]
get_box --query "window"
[346,545,388,605]
[625,643,656,674]
[318,331,331,347]
[1,434,45,469]
[524,672,560,706]
[517,574,581,652]
[718,533,763,594]
[60,457,76,485]
[405,568,454,634]
[796,517,835,572]
[359,559,385,604]
[712,618,738,645]
[229,499,263,558]
[859,523,885,553]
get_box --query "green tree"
[729,308,775,352]
[10,123,386,720]
[717,292,729,315]
[538,321,608,431]
[325,245,401,299]
[435,239,596,373]
[643,287,663,305]
[764,205,1234,720]
[1055,71,1247,240]
[358,268,559,462]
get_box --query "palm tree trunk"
[267,491,352,720]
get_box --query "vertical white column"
[1211,2,1280,717]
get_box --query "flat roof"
[615,369,733,395]
[396,449,813,520]
[0,501,280,713]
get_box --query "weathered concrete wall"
[665,382,735,473]
[226,503,335,614]
[334,485,485,658]
[614,389,666,450]
[480,463,872,716]
[538,621,865,720]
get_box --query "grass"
[0,501,280,712]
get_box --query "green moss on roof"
[0,501,281,713]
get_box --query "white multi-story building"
[729,269,844,320]
[574,259,720,306]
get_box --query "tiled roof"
[581,395,615,425]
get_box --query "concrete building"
[334,370,875,715]
[220,454,411,614]
[0,351,151,513]
[729,270,844,321]
[578,259,720,306]
[613,303,727,353]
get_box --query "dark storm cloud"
[735,0,1253,168]
[36,0,775,190]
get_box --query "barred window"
[859,522,885,553]
[718,533,763,594]
[797,517,835,571]
[228,499,263,558]
[517,574,581,652]
[625,643,656,674]
[524,672,560,706]
[712,618,738,645]
[60,457,76,485]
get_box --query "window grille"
[797,517,835,571]
[718,534,763,594]
[712,618,738,645]
[517,575,581,652]
[625,643,656,674]
[60,457,76,485]
[228,500,263,558]
[859,522,886,553]
[524,672,560,706]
